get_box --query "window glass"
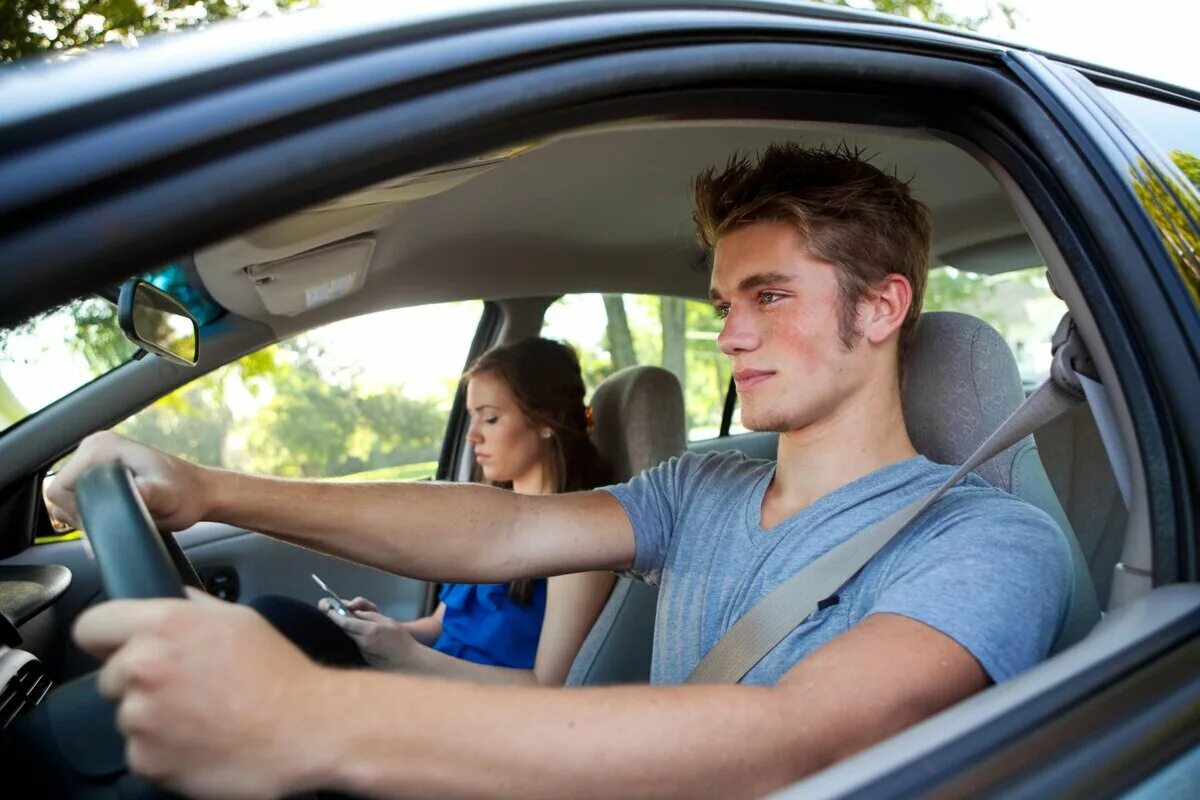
[549,274,1063,445]
[923,266,1065,387]
[1100,88,1200,181]
[0,262,224,435]
[113,302,483,480]
[0,297,137,434]
[541,294,730,441]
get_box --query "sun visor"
[938,234,1042,275]
[245,237,374,317]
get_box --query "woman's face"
[465,371,548,490]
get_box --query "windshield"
[0,263,223,434]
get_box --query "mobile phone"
[312,573,350,616]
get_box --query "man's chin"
[739,409,796,434]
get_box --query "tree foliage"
[2,0,313,64]
[812,0,1015,31]
[111,336,449,477]
[1128,150,1200,309]
[243,341,444,478]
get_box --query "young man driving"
[49,144,1073,799]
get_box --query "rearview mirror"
[117,280,199,366]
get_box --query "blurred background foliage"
[1,0,1011,64]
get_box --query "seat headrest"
[902,311,1030,493]
[903,310,1100,650]
[590,366,686,482]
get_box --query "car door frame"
[0,3,1198,794]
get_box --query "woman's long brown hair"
[463,337,610,604]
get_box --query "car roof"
[3,0,1193,144]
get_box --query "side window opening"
[923,265,1065,388]
[111,301,484,480]
[545,275,1065,445]
[541,294,729,442]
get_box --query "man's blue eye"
[713,305,730,319]
[760,292,781,305]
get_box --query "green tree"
[660,296,687,389]
[812,0,1015,30]
[112,344,282,465]
[1128,151,1200,309]
[2,0,315,64]
[602,295,637,371]
[1170,150,1200,190]
[0,296,134,429]
[244,341,444,478]
[119,381,233,465]
[681,301,728,435]
[923,267,995,314]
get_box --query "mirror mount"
[117,279,200,367]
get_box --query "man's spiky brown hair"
[693,142,932,353]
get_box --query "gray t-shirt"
[603,451,1074,686]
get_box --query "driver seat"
[566,311,1099,687]
[565,365,684,686]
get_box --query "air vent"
[0,658,51,728]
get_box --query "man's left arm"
[74,595,986,799]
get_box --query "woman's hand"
[319,597,421,671]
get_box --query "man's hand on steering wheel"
[47,431,212,533]
[74,589,331,799]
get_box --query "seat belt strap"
[685,378,1083,685]
[1078,374,1131,506]
[1050,313,1130,507]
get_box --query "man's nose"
[717,306,760,355]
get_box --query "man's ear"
[862,274,912,345]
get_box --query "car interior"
[0,115,1176,793]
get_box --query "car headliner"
[193,119,1038,335]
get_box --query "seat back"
[902,311,1100,651]
[565,366,684,686]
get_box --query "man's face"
[709,221,872,433]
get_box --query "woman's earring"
[540,430,552,439]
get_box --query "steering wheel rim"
[75,464,200,599]
[0,466,207,797]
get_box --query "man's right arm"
[47,432,636,582]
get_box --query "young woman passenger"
[317,336,616,684]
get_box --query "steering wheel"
[75,463,205,598]
[0,465,205,797]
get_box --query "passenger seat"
[565,366,684,686]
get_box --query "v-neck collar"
[744,455,928,543]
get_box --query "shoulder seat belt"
[686,315,1100,685]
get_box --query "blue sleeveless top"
[433,580,547,668]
